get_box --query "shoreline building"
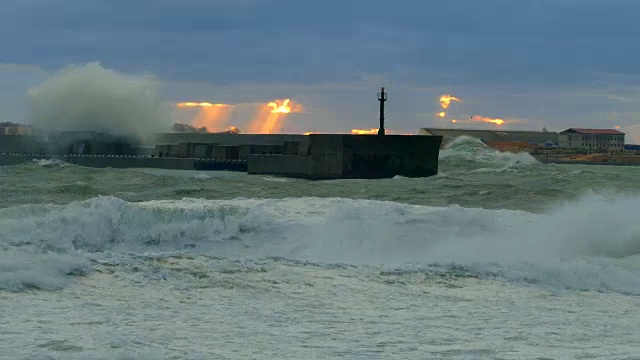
[0,123,32,136]
[558,128,624,150]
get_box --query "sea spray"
[33,158,68,167]
[25,62,172,141]
[0,195,638,293]
[439,136,539,172]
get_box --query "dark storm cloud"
[3,0,640,87]
[4,0,640,135]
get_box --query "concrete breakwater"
[0,153,248,171]
[0,133,443,179]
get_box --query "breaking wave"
[439,136,539,172]
[32,158,68,167]
[0,194,638,293]
[26,62,172,141]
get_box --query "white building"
[558,128,625,150]
[0,124,32,136]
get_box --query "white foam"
[262,176,296,182]
[32,158,68,167]
[439,136,539,171]
[26,62,172,141]
[137,168,244,179]
[0,194,638,293]
[0,251,90,291]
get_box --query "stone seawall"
[0,133,443,179]
[0,154,247,172]
[248,134,443,179]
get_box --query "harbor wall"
[1,132,443,179]
[0,133,139,155]
[63,156,196,170]
[150,133,311,153]
[0,154,247,172]
[248,134,442,179]
[247,155,317,178]
[341,134,441,178]
[0,135,42,153]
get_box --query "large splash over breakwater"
[1,195,638,294]
[26,62,173,141]
[439,136,540,172]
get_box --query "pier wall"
[1,132,443,179]
[0,136,42,153]
[248,134,442,179]
[247,155,317,178]
[0,154,247,172]
[150,133,311,154]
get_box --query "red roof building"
[558,128,625,150]
[561,128,625,135]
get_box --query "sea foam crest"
[439,136,539,171]
[32,158,68,167]
[0,194,638,293]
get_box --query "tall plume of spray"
[26,62,172,141]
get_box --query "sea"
[0,136,638,359]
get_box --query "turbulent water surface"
[1,137,639,359]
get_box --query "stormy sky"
[3,0,640,139]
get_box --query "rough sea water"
[1,136,638,359]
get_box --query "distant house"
[558,128,625,150]
[0,123,32,136]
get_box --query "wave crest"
[439,136,539,172]
[33,158,68,167]
[0,195,638,293]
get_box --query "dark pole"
[377,87,387,136]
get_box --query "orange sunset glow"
[350,128,412,135]
[351,128,378,135]
[434,94,512,127]
[176,102,236,132]
[436,94,461,119]
[471,115,505,125]
[246,98,303,134]
[439,95,460,110]
[176,102,221,108]
[176,98,303,134]
[450,115,508,126]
